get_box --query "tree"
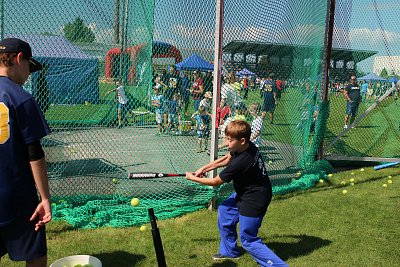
[63,17,95,43]
[379,68,388,78]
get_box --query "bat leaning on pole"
[128,172,186,179]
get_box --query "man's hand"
[30,199,52,231]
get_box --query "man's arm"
[193,84,204,95]
[29,157,52,231]
[344,89,352,102]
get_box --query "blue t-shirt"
[0,77,50,225]
[169,99,181,115]
[361,83,368,93]
[151,94,164,114]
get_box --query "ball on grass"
[388,180,393,184]
[296,172,302,177]
[383,184,388,188]
[140,225,147,232]
[112,178,119,184]
[349,178,355,183]
[319,179,324,184]
[351,172,354,175]
[328,173,333,178]
[340,181,346,185]
[268,160,273,165]
[130,198,140,207]
[388,175,392,179]
[342,190,347,194]
[360,168,365,172]
[350,182,355,186]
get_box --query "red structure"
[105,41,182,83]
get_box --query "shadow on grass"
[265,234,332,261]
[94,251,146,267]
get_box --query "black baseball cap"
[0,38,43,72]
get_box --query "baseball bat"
[128,172,186,179]
[374,162,400,170]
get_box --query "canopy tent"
[8,34,99,105]
[387,76,399,84]
[175,53,214,71]
[236,68,255,77]
[357,73,386,81]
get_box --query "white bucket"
[50,255,102,267]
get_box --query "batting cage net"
[2,0,398,228]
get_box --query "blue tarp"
[236,68,255,77]
[175,53,213,71]
[388,77,399,83]
[8,35,99,104]
[357,73,386,81]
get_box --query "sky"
[2,0,400,73]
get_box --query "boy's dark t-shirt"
[219,142,272,217]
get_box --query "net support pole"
[0,0,4,40]
[317,0,336,160]
[209,0,224,210]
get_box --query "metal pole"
[148,208,167,267]
[316,0,335,159]
[119,0,126,81]
[209,0,224,210]
[1,0,4,40]
[113,0,120,45]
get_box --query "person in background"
[106,79,129,128]
[199,91,213,113]
[343,75,361,129]
[249,103,264,147]
[192,105,211,153]
[151,85,165,135]
[180,70,191,115]
[261,74,278,124]
[361,80,368,103]
[190,70,204,112]
[0,37,52,267]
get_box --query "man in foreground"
[0,38,52,267]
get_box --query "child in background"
[168,93,182,134]
[151,85,165,134]
[216,98,231,129]
[249,103,264,147]
[106,79,129,128]
[192,106,211,152]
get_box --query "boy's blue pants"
[218,193,288,267]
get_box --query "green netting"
[323,0,400,160]
[3,0,398,229]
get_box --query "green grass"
[2,167,399,266]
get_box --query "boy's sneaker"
[212,253,241,260]
[344,124,348,129]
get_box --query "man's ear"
[240,137,246,145]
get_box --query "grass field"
[2,167,399,267]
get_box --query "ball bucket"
[50,255,102,267]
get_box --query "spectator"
[343,75,361,129]
[190,70,204,111]
[106,79,129,128]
